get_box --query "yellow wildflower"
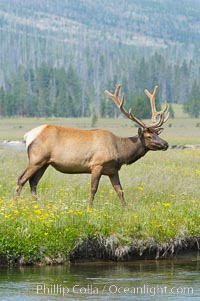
[163,202,171,207]
[195,169,200,175]
[4,214,11,219]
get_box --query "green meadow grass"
[0,146,200,263]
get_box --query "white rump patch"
[24,125,47,149]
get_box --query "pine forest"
[1,0,200,118]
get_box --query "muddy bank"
[69,235,200,262]
[0,235,199,266]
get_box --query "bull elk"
[15,85,169,208]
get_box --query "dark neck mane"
[118,135,148,165]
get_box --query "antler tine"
[104,84,146,128]
[164,110,170,123]
[104,84,121,106]
[144,85,158,123]
[144,85,160,123]
[144,86,169,128]
[119,93,125,109]
[115,84,121,101]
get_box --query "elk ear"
[155,128,164,135]
[138,127,143,138]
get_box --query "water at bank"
[0,257,199,301]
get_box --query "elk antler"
[104,85,146,128]
[104,84,169,129]
[144,85,170,126]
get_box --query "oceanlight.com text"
[35,283,194,297]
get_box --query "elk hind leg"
[15,164,45,198]
[29,164,49,199]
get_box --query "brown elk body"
[15,85,169,208]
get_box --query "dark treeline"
[0,51,199,118]
[0,64,83,118]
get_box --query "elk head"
[104,85,169,151]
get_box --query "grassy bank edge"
[0,235,199,266]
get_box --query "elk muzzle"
[161,140,169,151]
[155,136,169,151]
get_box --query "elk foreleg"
[109,173,127,207]
[29,164,49,199]
[89,166,102,209]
